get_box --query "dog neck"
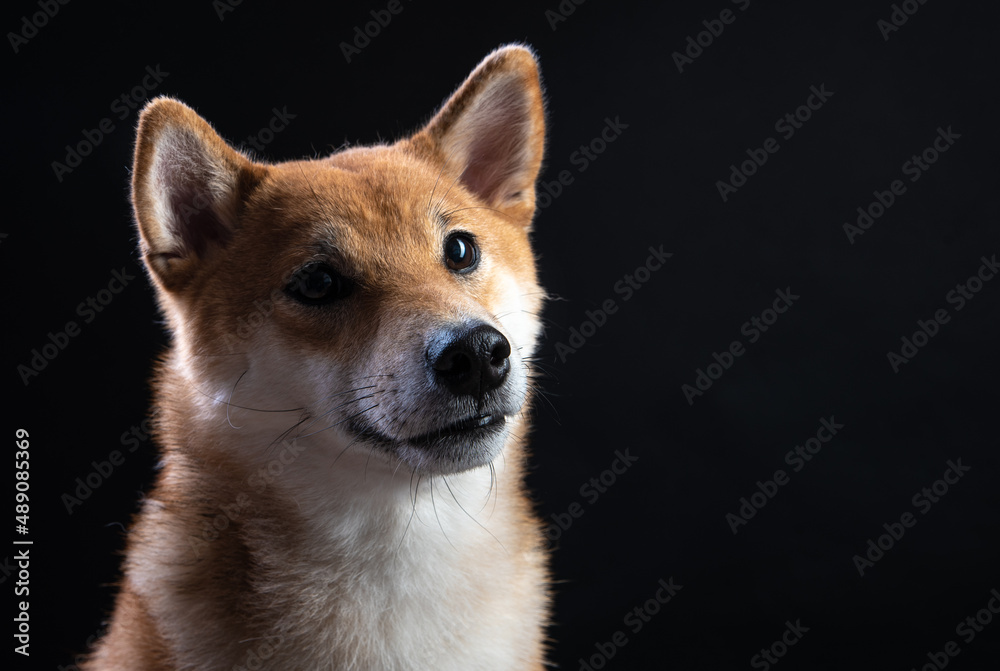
[126,374,543,670]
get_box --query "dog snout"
[427,324,511,399]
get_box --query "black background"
[6,1,1000,669]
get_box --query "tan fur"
[85,46,550,670]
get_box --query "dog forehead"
[271,151,436,217]
[255,151,451,263]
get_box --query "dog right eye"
[286,263,352,305]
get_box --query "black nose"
[428,324,511,398]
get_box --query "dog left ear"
[408,45,546,226]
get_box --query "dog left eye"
[287,263,352,305]
[444,233,478,273]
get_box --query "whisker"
[434,162,467,216]
[319,384,379,402]
[344,373,396,383]
[478,461,497,514]
[271,390,383,451]
[442,476,508,555]
[430,478,455,549]
[426,159,450,215]
[295,403,381,440]
[389,404,423,436]
[226,370,249,429]
[192,382,305,414]
[393,468,419,559]
[490,461,500,518]
[329,429,368,470]
[266,414,313,455]
[297,392,381,435]
[526,382,560,420]
[439,204,516,224]
[362,436,384,482]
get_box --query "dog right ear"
[131,97,265,291]
[407,45,546,227]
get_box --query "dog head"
[131,46,546,476]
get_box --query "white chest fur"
[130,431,545,671]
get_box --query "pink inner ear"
[154,134,233,259]
[458,89,532,205]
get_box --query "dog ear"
[408,45,546,226]
[131,97,265,291]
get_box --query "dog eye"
[287,263,352,305]
[444,233,478,273]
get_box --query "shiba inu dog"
[84,45,550,670]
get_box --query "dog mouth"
[350,413,507,450]
[408,413,506,447]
